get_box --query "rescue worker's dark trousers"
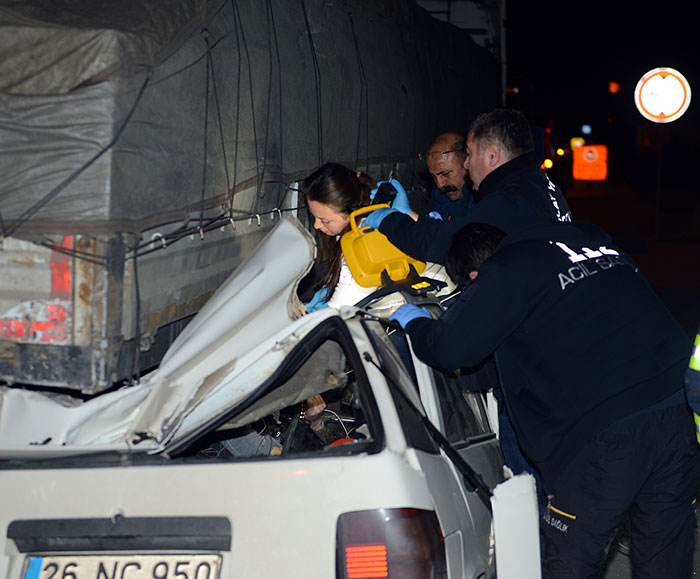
[541,390,700,579]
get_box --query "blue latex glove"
[305,286,330,313]
[371,178,412,215]
[389,304,432,329]
[362,206,398,230]
[428,211,443,221]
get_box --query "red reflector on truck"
[50,235,73,299]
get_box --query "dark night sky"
[506,2,697,110]
[504,2,699,187]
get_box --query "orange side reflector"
[345,544,388,578]
[572,144,608,181]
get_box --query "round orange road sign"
[635,67,691,123]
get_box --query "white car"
[0,217,539,579]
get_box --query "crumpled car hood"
[0,216,320,458]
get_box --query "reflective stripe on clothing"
[689,334,700,371]
[688,333,700,442]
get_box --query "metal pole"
[655,123,662,239]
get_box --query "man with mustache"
[364,108,571,264]
[424,132,476,221]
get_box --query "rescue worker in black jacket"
[363,108,571,264]
[367,108,571,508]
[390,220,699,578]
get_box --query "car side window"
[432,369,491,443]
[364,321,439,454]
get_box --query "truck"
[0,0,502,393]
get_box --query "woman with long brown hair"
[301,162,379,312]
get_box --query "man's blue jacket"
[427,183,476,221]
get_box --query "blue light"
[581,124,592,135]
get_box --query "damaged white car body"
[0,217,321,456]
[0,217,540,579]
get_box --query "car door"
[426,367,504,490]
[358,318,496,579]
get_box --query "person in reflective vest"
[685,325,700,442]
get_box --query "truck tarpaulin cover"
[0,0,499,236]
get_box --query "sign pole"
[655,124,662,238]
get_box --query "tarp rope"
[349,11,369,173]
[301,0,324,166]
[198,28,212,240]
[268,0,285,212]
[230,0,261,209]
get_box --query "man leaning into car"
[388,220,700,578]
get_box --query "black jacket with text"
[380,151,571,264]
[404,221,691,483]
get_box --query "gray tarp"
[0,0,500,235]
[0,0,207,95]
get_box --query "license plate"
[22,554,221,579]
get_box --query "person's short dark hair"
[467,108,534,160]
[445,223,506,287]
